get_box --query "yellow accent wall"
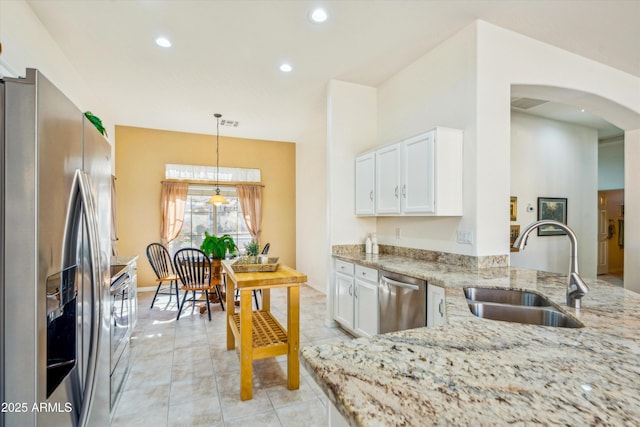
[115,125,296,287]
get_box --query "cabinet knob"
[369,190,373,201]
[394,186,399,198]
[402,185,406,198]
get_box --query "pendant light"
[208,113,228,206]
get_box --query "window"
[169,185,252,254]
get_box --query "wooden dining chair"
[173,248,224,321]
[146,243,180,309]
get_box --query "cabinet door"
[402,131,435,213]
[354,279,378,337]
[427,285,446,327]
[334,272,354,330]
[375,143,401,214]
[355,153,375,215]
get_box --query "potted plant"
[200,232,237,259]
[198,232,236,308]
[246,240,260,264]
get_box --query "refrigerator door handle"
[62,170,102,427]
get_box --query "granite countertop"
[112,255,138,266]
[300,254,640,426]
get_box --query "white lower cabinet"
[427,284,447,327]
[334,259,445,335]
[334,271,355,330]
[334,260,379,337]
[353,265,379,337]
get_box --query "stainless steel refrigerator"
[1,69,111,426]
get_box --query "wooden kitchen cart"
[222,260,307,401]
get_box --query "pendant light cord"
[215,113,222,194]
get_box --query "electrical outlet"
[457,230,473,245]
[395,227,401,239]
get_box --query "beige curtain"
[160,182,189,245]
[237,184,263,242]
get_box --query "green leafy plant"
[199,232,237,259]
[246,240,259,257]
[84,111,107,137]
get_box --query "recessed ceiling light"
[155,37,171,48]
[310,8,328,23]
[580,108,585,112]
[280,63,293,73]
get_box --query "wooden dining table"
[222,260,307,401]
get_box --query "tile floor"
[110,285,352,427]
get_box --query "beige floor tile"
[171,359,215,382]
[223,411,282,427]
[167,396,224,427]
[265,379,318,409]
[111,406,169,427]
[113,285,351,426]
[115,383,170,417]
[125,362,172,388]
[170,375,219,406]
[219,390,274,421]
[275,399,327,427]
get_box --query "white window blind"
[165,164,261,182]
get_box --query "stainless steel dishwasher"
[378,270,427,333]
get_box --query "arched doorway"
[510,85,640,291]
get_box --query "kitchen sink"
[463,287,584,328]
[467,303,583,328]
[464,287,552,307]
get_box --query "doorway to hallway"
[597,189,624,284]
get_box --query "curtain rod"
[161,179,265,187]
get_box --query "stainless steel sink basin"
[463,287,584,328]
[464,287,552,307]
[467,303,583,328]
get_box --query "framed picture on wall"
[510,225,520,251]
[537,197,567,236]
[510,197,517,221]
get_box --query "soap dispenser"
[365,235,372,254]
[371,233,379,255]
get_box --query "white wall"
[375,23,478,255]
[296,125,328,293]
[476,20,640,287]
[624,129,640,292]
[0,0,115,142]
[510,112,598,278]
[327,81,378,248]
[328,20,640,287]
[598,138,625,190]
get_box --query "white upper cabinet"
[358,127,463,217]
[375,143,402,214]
[354,152,376,215]
[402,131,435,213]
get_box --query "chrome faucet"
[513,220,589,309]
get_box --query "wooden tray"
[230,257,280,273]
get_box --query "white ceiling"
[26,0,639,142]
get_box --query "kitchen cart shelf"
[222,260,307,401]
[229,311,288,358]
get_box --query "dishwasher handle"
[381,276,420,291]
